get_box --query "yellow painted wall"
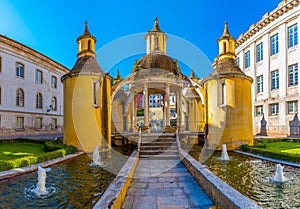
[77,38,96,57]
[218,39,235,56]
[146,32,167,54]
[188,99,205,132]
[63,75,111,152]
[112,99,124,133]
[205,77,253,150]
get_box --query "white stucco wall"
[0,35,69,137]
[236,1,300,136]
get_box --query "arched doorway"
[111,68,205,135]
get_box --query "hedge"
[255,138,300,143]
[44,140,66,152]
[241,145,300,164]
[0,146,77,172]
[0,138,48,144]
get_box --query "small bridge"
[93,132,262,209]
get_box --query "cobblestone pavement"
[122,159,215,209]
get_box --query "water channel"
[0,145,134,208]
[0,143,299,208]
[188,145,300,209]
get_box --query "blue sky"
[0,0,281,78]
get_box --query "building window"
[35,70,43,84]
[288,24,298,48]
[51,118,57,130]
[52,97,57,111]
[16,88,24,106]
[0,86,1,105]
[36,118,42,129]
[288,101,298,114]
[93,81,100,106]
[255,105,263,116]
[0,56,2,73]
[270,103,279,116]
[51,76,57,88]
[289,63,298,86]
[271,70,279,90]
[16,117,24,130]
[236,57,240,67]
[221,82,226,105]
[36,93,43,109]
[16,62,24,78]
[271,34,279,55]
[88,40,91,51]
[256,43,263,62]
[257,75,263,93]
[223,42,227,53]
[245,51,250,68]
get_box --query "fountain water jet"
[218,144,230,161]
[273,164,288,182]
[91,146,104,166]
[34,166,48,196]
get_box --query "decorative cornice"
[237,0,300,47]
[0,35,69,73]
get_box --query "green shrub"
[253,141,267,149]
[44,140,66,152]
[254,138,300,143]
[0,146,77,172]
[241,144,249,151]
[137,108,144,116]
[0,138,47,144]
[242,146,300,164]
[65,146,77,154]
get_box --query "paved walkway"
[122,159,215,209]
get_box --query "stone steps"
[138,154,179,160]
[140,145,178,150]
[141,138,176,142]
[139,150,179,155]
[139,134,179,160]
[140,142,176,147]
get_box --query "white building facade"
[236,0,300,136]
[0,35,69,137]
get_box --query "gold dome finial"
[190,69,197,79]
[116,69,121,79]
[152,17,162,32]
[222,21,231,37]
[83,21,91,35]
[76,21,97,58]
[216,21,236,61]
[114,69,122,84]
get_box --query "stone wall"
[179,149,262,209]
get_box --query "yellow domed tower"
[61,22,112,152]
[145,17,167,55]
[203,22,253,150]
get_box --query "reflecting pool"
[0,144,134,208]
[192,148,300,208]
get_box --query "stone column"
[123,115,128,132]
[166,84,170,127]
[184,100,189,131]
[144,84,149,127]
[176,89,182,131]
[123,102,128,132]
[163,94,166,128]
[131,90,136,132]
